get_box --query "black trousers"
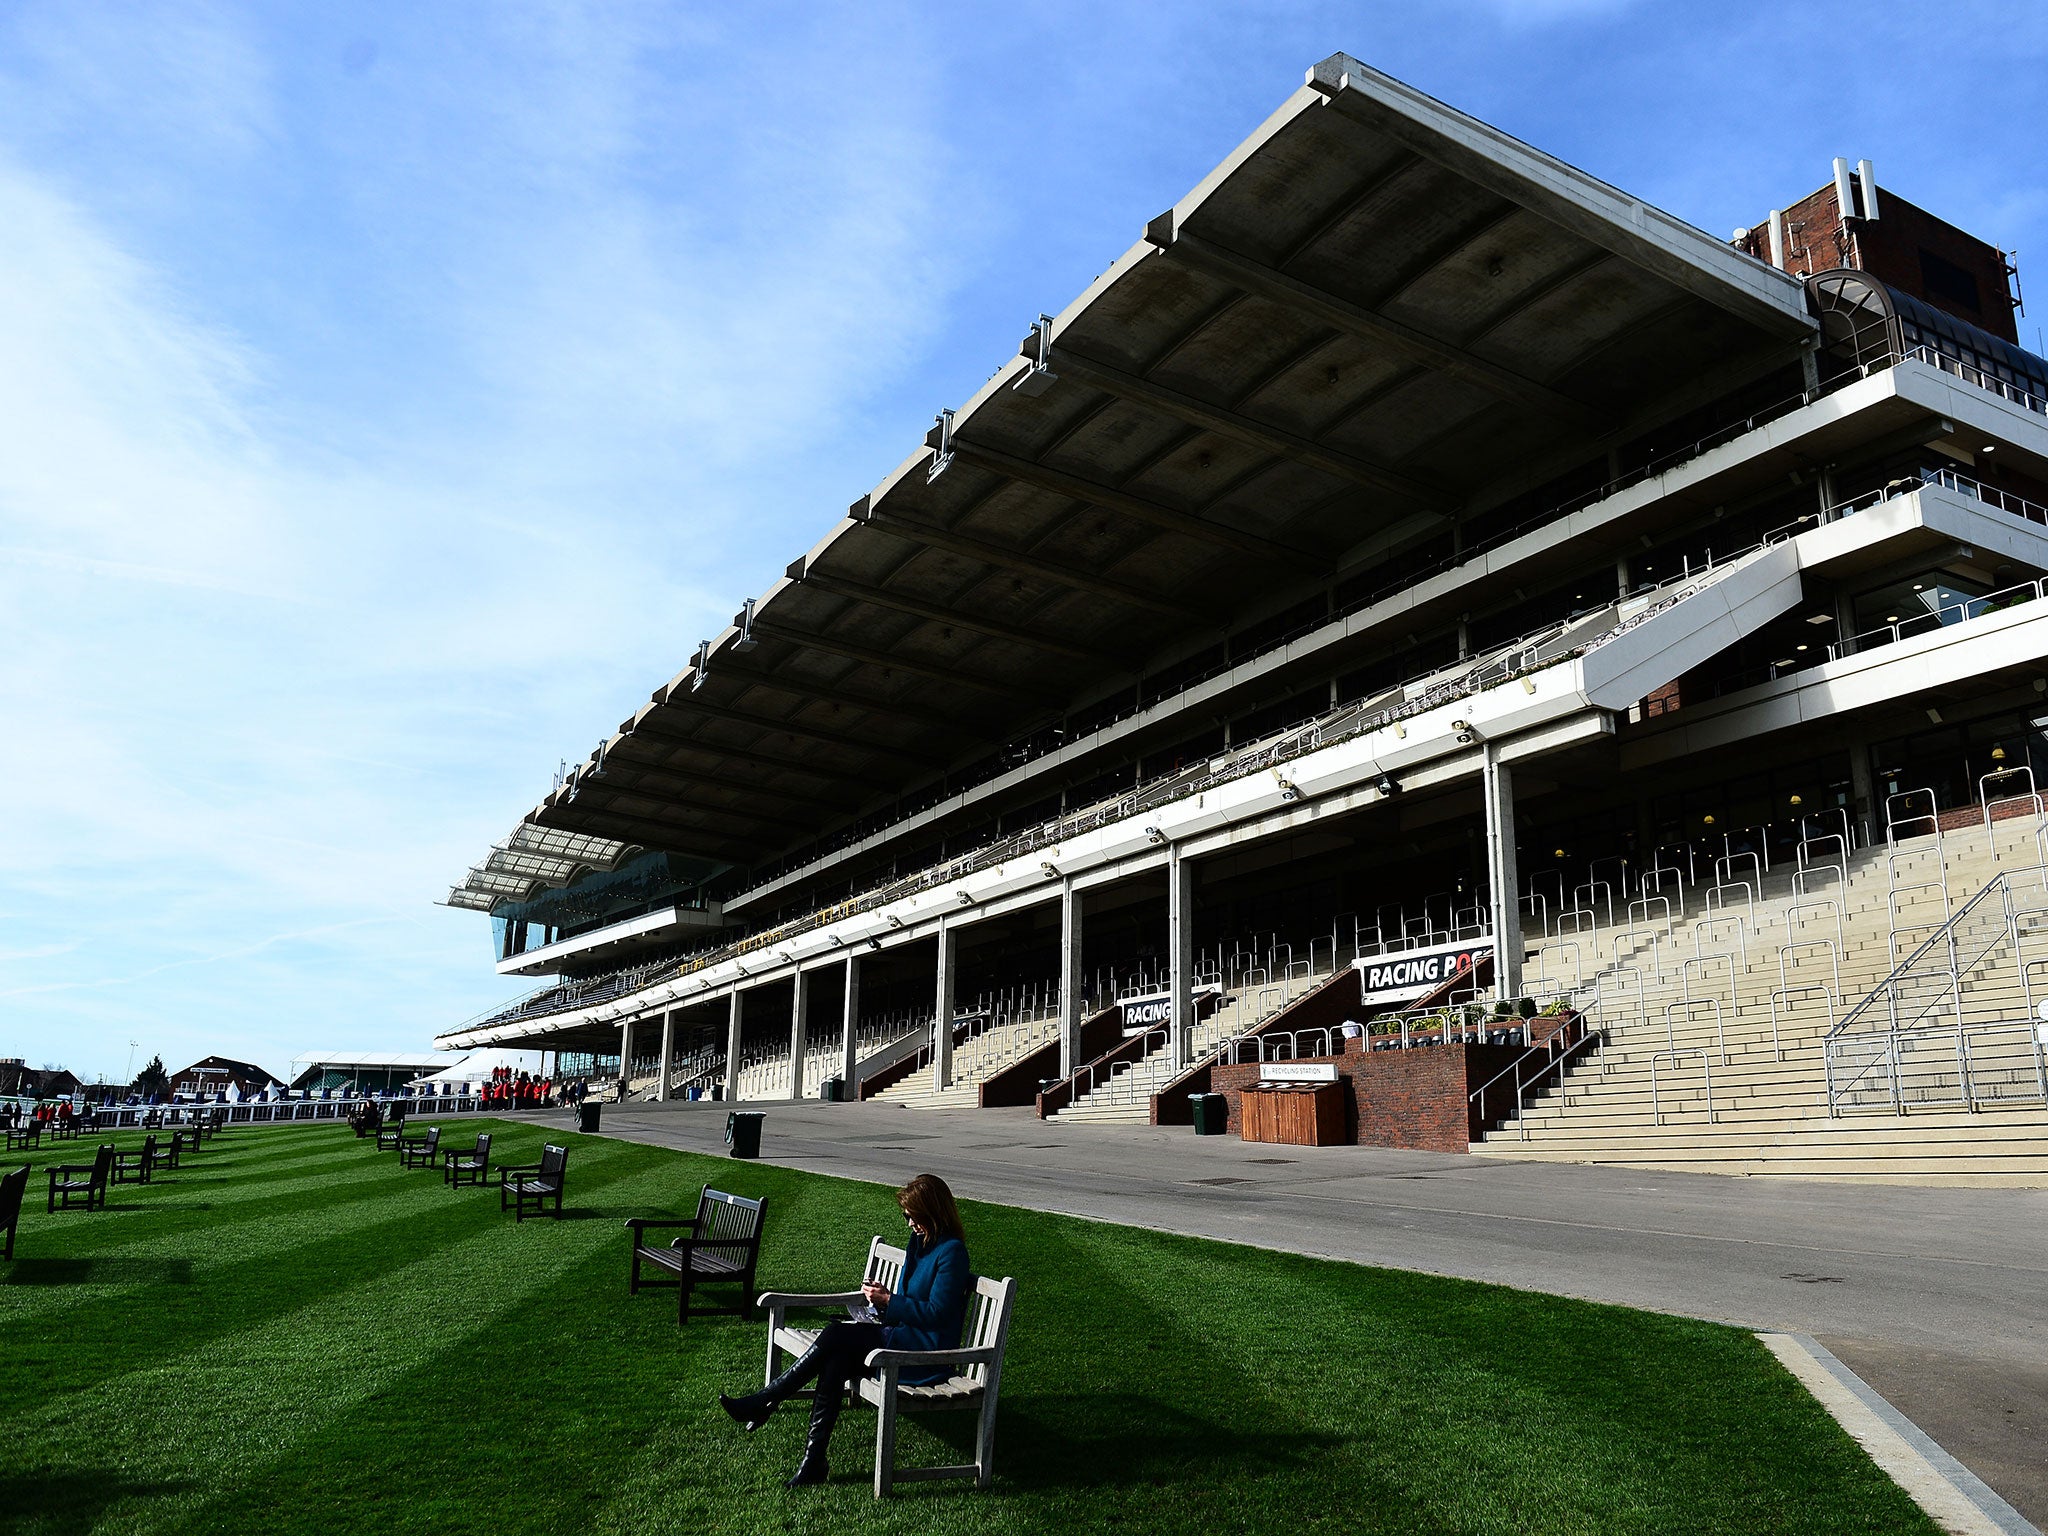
[804,1321,887,1402]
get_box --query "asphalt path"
[597,1098,2048,1525]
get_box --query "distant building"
[167,1055,283,1099]
[0,1059,81,1098]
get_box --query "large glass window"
[1848,567,1990,645]
[1871,710,2048,822]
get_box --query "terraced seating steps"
[1480,813,2048,1183]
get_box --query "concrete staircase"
[1050,971,1331,1125]
[1476,812,2048,1183]
[870,1009,1062,1111]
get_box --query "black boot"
[786,1391,840,1487]
[719,1339,827,1431]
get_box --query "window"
[1919,248,1983,315]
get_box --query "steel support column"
[788,973,808,1102]
[1483,743,1524,999]
[618,1019,635,1102]
[656,1011,675,1102]
[933,926,957,1092]
[1168,847,1196,1068]
[724,990,744,1103]
[840,954,861,1097]
[1059,879,1084,1077]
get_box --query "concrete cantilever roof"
[457,52,1814,910]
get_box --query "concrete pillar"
[789,972,808,1101]
[933,926,957,1091]
[1059,879,1084,1078]
[656,1010,675,1102]
[1483,742,1524,999]
[1849,740,1877,849]
[723,990,744,1103]
[618,1019,635,1101]
[1168,847,1195,1067]
[840,954,861,1096]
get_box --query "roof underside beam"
[1045,345,1450,509]
[537,805,763,864]
[616,717,900,784]
[787,564,1114,663]
[632,695,931,765]
[1147,223,1609,433]
[590,759,855,822]
[558,779,820,837]
[1308,57,1811,339]
[849,497,1205,620]
[746,616,1067,709]
[667,665,988,739]
[941,439,1315,567]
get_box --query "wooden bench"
[625,1187,766,1324]
[1,1164,26,1257]
[498,1144,567,1221]
[374,1117,408,1152]
[112,1135,159,1186]
[162,1127,201,1168]
[47,1144,114,1213]
[758,1235,904,1398]
[442,1133,492,1187]
[397,1126,441,1168]
[4,1123,40,1152]
[758,1238,1018,1496]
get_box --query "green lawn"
[1,1119,1931,1535]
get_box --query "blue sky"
[3,0,2044,1084]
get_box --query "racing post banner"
[1354,939,1493,1007]
[1117,983,1224,1033]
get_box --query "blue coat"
[881,1235,970,1386]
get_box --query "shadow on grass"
[3,1257,194,1287]
[973,1392,1344,1492]
[0,1470,192,1535]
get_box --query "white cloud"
[0,2,963,1081]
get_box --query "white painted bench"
[757,1236,1018,1496]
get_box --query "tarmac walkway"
[598,1098,2047,1527]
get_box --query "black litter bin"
[576,1101,602,1135]
[821,1077,844,1103]
[1188,1092,1228,1136]
[726,1110,764,1159]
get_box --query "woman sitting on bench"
[719,1172,970,1488]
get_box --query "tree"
[132,1055,169,1098]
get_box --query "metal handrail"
[1650,1049,1716,1125]
[1827,876,2008,1040]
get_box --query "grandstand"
[439,54,2048,1181]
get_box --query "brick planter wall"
[1208,1039,1524,1151]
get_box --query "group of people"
[1,1099,77,1129]
[481,1067,551,1110]
[719,1172,971,1488]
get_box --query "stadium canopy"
[288,1052,462,1090]
[451,53,1812,909]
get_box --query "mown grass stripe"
[8,1164,693,1534]
[0,1124,1939,1536]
